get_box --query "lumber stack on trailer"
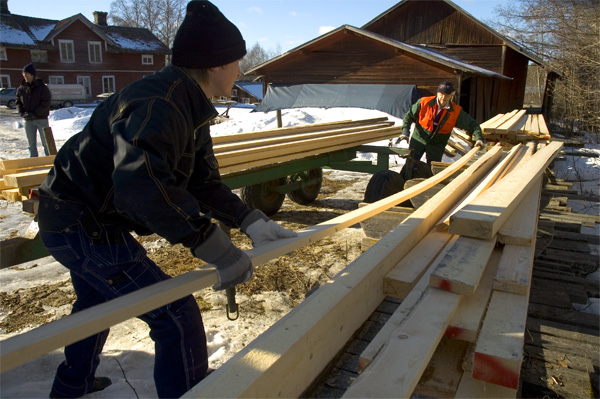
[0,156,55,202]
[0,118,400,202]
[482,109,551,143]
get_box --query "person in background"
[15,63,51,157]
[37,1,296,398]
[395,81,484,164]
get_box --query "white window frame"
[77,76,92,97]
[59,40,75,63]
[142,54,154,65]
[88,41,102,63]
[49,76,65,85]
[243,98,250,104]
[102,75,116,94]
[0,47,7,61]
[31,50,48,63]
[0,75,11,88]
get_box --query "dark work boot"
[49,377,112,398]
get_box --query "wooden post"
[42,127,57,155]
[276,109,282,128]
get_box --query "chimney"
[93,11,108,26]
[1,0,10,14]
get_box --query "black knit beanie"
[171,0,246,68]
[23,63,36,76]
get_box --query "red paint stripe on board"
[473,352,519,389]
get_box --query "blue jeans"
[40,224,208,398]
[24,118,50,157]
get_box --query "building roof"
[362,0,546,66]
[0,11,170,55]
[235,81,263,100]
[247,25,510,80]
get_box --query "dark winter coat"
[38,65,252,248]
[16,78,51,120]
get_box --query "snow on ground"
[0,103,598,398]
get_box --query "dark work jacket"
[16,78,51,119]
[38,65,252,248]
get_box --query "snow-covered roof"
[0,14,56,49]
[0,12,169,55]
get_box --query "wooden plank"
[211,117,389,145]
[472,290,529,389]
[213,122,393,153]
[0,155,55,172]
[218,127,402,173]
[437,144,524,228]
[537,114,551,137]
[484,110,520,133]
[361,235,460,370]
[429,235,497,296]
[494,109,527,134]
[42,126,57,155]
[494,243,535,296]
[0,148,483,374]
[384,231,453,299]
[480,112,506,130]
[2,169,50,188]
[1,188,28,201]
[445,248,501,343]
[342,287,461,399]
[186,146,504,398]
[449,141,564,239]
[498,178,542,245]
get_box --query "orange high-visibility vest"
[417,96,462,135]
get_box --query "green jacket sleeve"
[455,110,483,142]
[402,100,421,135]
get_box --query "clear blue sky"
[9,0,507,53]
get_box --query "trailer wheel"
[62,100,74,108]
[363,170,407,204]
[7,99,16,109]
[287,168,323,205]
[240,177,286,216]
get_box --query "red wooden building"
[0,0,170,100]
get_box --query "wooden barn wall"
[364,1,502,46]
[497,48,529,113]
[259,33,455,86]
[437,45,504,74]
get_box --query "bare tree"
[239,43,283,80]
[109,0,186,49]
[492,0,600,138]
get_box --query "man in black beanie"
[39,1,296,398]
[16,63,52,157]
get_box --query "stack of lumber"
[0,156,54,201]
[0,118,401,202]
[482,109,551,143]
[212,117,401,174]
[340,142,565,398]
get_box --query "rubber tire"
[363,170,405,203]
[240,177,286,216]
[7,99,16,109]
[62,100,74,108]
[287,168,323,205]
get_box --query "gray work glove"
[241,209,297,248]
[192,225,252,291]
[394,134,409,146]
[474,139,485,148]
